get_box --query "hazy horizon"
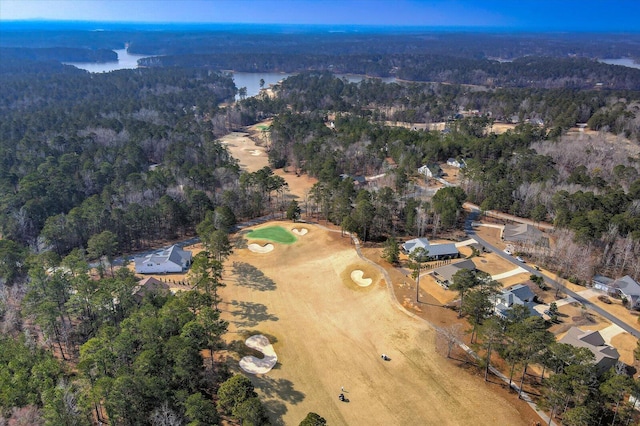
[1,0,639,32]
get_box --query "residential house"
[493,284,539,319]
[418,164,442,178]
[402,237,430,254]
[132,277,171,302]
[402,237,459,260]
[339,174,367,186]
[430,259,476,288]
[502,223,549,247]
[134,245,192,274]
[559,327,620,374]
[446,158,466,168]
[592,275,614,292]
[593,275,640,309]
[527,118,544,126]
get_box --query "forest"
[1,26,640,424]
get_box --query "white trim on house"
[134,245,192,274]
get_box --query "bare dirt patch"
[472,252,516,276]
[489,122,517,134]
[583,293,640,335]
[550,303,610,336]
[218,221,529,425]
[611,332,637,366]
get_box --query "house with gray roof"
[615,276,640,309]
[494,283,539,319]
[402,238,430,254]
[402,238,459,260]
[592,274,614,292]
[560,327,620,374]
[430,259,476,288]
[592,275,640,309]
[502,223,549,247]
[134,245,192,274]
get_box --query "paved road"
[465,202,555,231]
[465,212,640,339]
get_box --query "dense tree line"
[0,212,272,425]
[1,47,117,63]
[140,52,640,91]
[0,64,238,252]
[4,24,640,61]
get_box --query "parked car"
[515,256,525,262]
[504,249,512,255]
[533,265,541,271]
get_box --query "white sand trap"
[248,149,262,156]
[351,270,373,287]
[239,334,278,374]
[248,243,274,253]
[291,227,308,236]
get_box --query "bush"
[597,295,612,304]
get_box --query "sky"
[1,0,639,32]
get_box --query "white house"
[418,164,442,178]
[446,158,466,168]
[134,245,192,274]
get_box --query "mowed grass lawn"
[246,226,297,244]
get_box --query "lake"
[232,72,294,99]
[65,53,397,95]
[64,49,153,73]
[599,58,640,70]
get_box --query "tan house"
[559,327,620,374]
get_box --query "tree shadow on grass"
[228,300,279,327]
[256,376,305,404]
[227,329,280,357]
[262,399,288,426]
[256,376,306,425]
[232,261,276,291]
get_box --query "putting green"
[257,125,270,130]
[246,226,297,244]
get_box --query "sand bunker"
[291,227,308,236]
[248,243,274,253]
[351,270,373,287]
[248,149,262,156]
[239,334,278,374]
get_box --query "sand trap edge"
[239,334,278,375]
[248,243,274,253]
[291,227,308,236]
[351,270,373,287]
